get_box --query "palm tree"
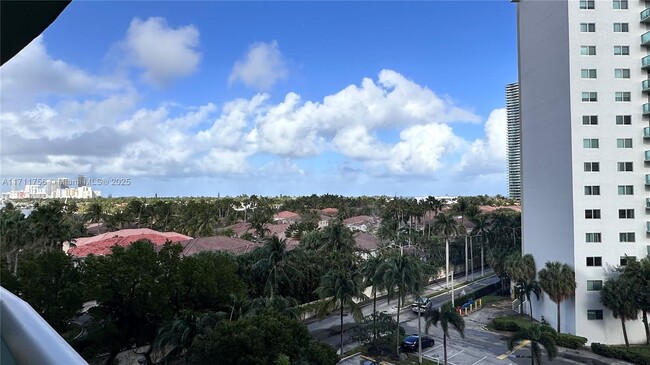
[506,253,537,316]
[470,213,491,276]
[376,251,425,352]
[600,274,638,347]
[154,311,223,363]
[433,213,459,289]
[507,324,557,365]
[252,235,298,298]
[424,302,465,365]
[359,253,384,340]
[486,245,510,294]
[538,262,576,333]
[621,257,650,344]
[314,268,366,355]
[515,280,542,318]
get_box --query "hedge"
[490,316,587,349]
[591,343,650,365]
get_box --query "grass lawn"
[480,294,508,306]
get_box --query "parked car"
[399,334,435,352]
[411,297,434,313]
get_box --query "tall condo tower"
[506,82,522,200]
[517,0,648,344]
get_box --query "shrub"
[491,316,535,331]
[552,333,587,349]
[591,343,650,365]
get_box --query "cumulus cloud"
[456,108,507,176]
[125,17,201,87]
[229,41,288,91]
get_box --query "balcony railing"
[647,174,650,185]
[644,103,650,115]
[646,198,650,210]
[644,80,650,93]
[647,221,650,234]
[0,287,87,365]
[643,31,650,46]
[646,150,650,162]
[645,127,650,139]
[643,8,650,22]
[644,55,650,69]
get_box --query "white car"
[410,297,434,313]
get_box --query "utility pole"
[481,236,484,277]
[445,238,449,288]
[464,235,468,283]
[470,235,474,281]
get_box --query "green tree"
[507,324,557,365]
[377,251,425,352]
[433,213,459,289]
[600,274,638,347]
[505,253,537,316]
[315,267,366,355]
[349,312,404,356]
[359,253,384,340]
[538,261,576,333]
[16,250,83,331]
[621,257,650,344]
[253,235,299,299]
[154,310,223,363]
[424,303,465,365]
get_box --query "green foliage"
[189,313,336,365]
[507,324,557,365]
[490,316,535,332]
[538,261,576,333]
[16,250,83,331]
[552,333,587,349]
[349,312,404,356]
[490,316,586,349]
[591,343,650,365]
[601,273,638,346]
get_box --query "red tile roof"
[354,233,380,251]
[320,208,338,216]
[343,215,374,225]
[273,211,300,220]
[177,236,262,256]
[69,229,192,257]
[478,205,521,213]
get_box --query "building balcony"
[644,80,650,93]
[643,8,650,23]
[646,150,650,162]
[647,174,650,185]
[645,127,650,139]
[0,287,87,365]
[644,103,650,115]
[646,198,650,210]
[647,221,650,234]
[644,55,650,69]
[643,31,650,46]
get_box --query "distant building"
[505,82,521,200]
[77,175,86,187]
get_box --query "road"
[307,270,499,350]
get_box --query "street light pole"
[464,235,468,283]
[470,235,474,281]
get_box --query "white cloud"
[229,41,288,91]
[125,17,201,87]
[456,108,507,176]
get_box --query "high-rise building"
[506,82,521,200]
[77,175,86,187]
[517,0,648,344]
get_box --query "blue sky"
[0,1,517,197]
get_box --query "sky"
[0,1,518,198]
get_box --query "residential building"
[506,82,522,200]
[517,0,648,344]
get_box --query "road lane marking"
[447,350,464,359]
[496,340,530,360]
[472,356,488,365]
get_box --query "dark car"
[399,334,435,352]
[411,297,437,313]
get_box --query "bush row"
[490,317,587,349]
[591,343,650,365]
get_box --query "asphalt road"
[307,270,499,351]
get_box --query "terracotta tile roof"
[177,236,261,256]
[68,229,192,257]
[478,205,521,213]
[343,215,374,225]
[273,211,300,220]
[320,208,338,216]
[354,233,380,251]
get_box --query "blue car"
[400,334,435,352]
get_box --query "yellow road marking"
[496,340,530,360]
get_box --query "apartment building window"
[613,23,629,32]
[580,23,596,32]
[582,115,598,125]
[586,233,602,242]
[620,256,636,266]
[581,69,597,78]
[615,92,631,101]
[613,0,628,9]
[583,138,599,148]
[587,280,603,291]
[584,162,600,171]
[581,46,597,55]
[585,209,601,219]
[618,162,633,171]
[619,209,634,219]
[580,0,595,9]
[620,232,636,242]
[584,186,600,195]
[586,257,602,266]
[614,45,629,55]
[614,69,630,78]
[616,115,631,125]
[588,310,604,320]
[617,138,633,148]
[617,185,634,195]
